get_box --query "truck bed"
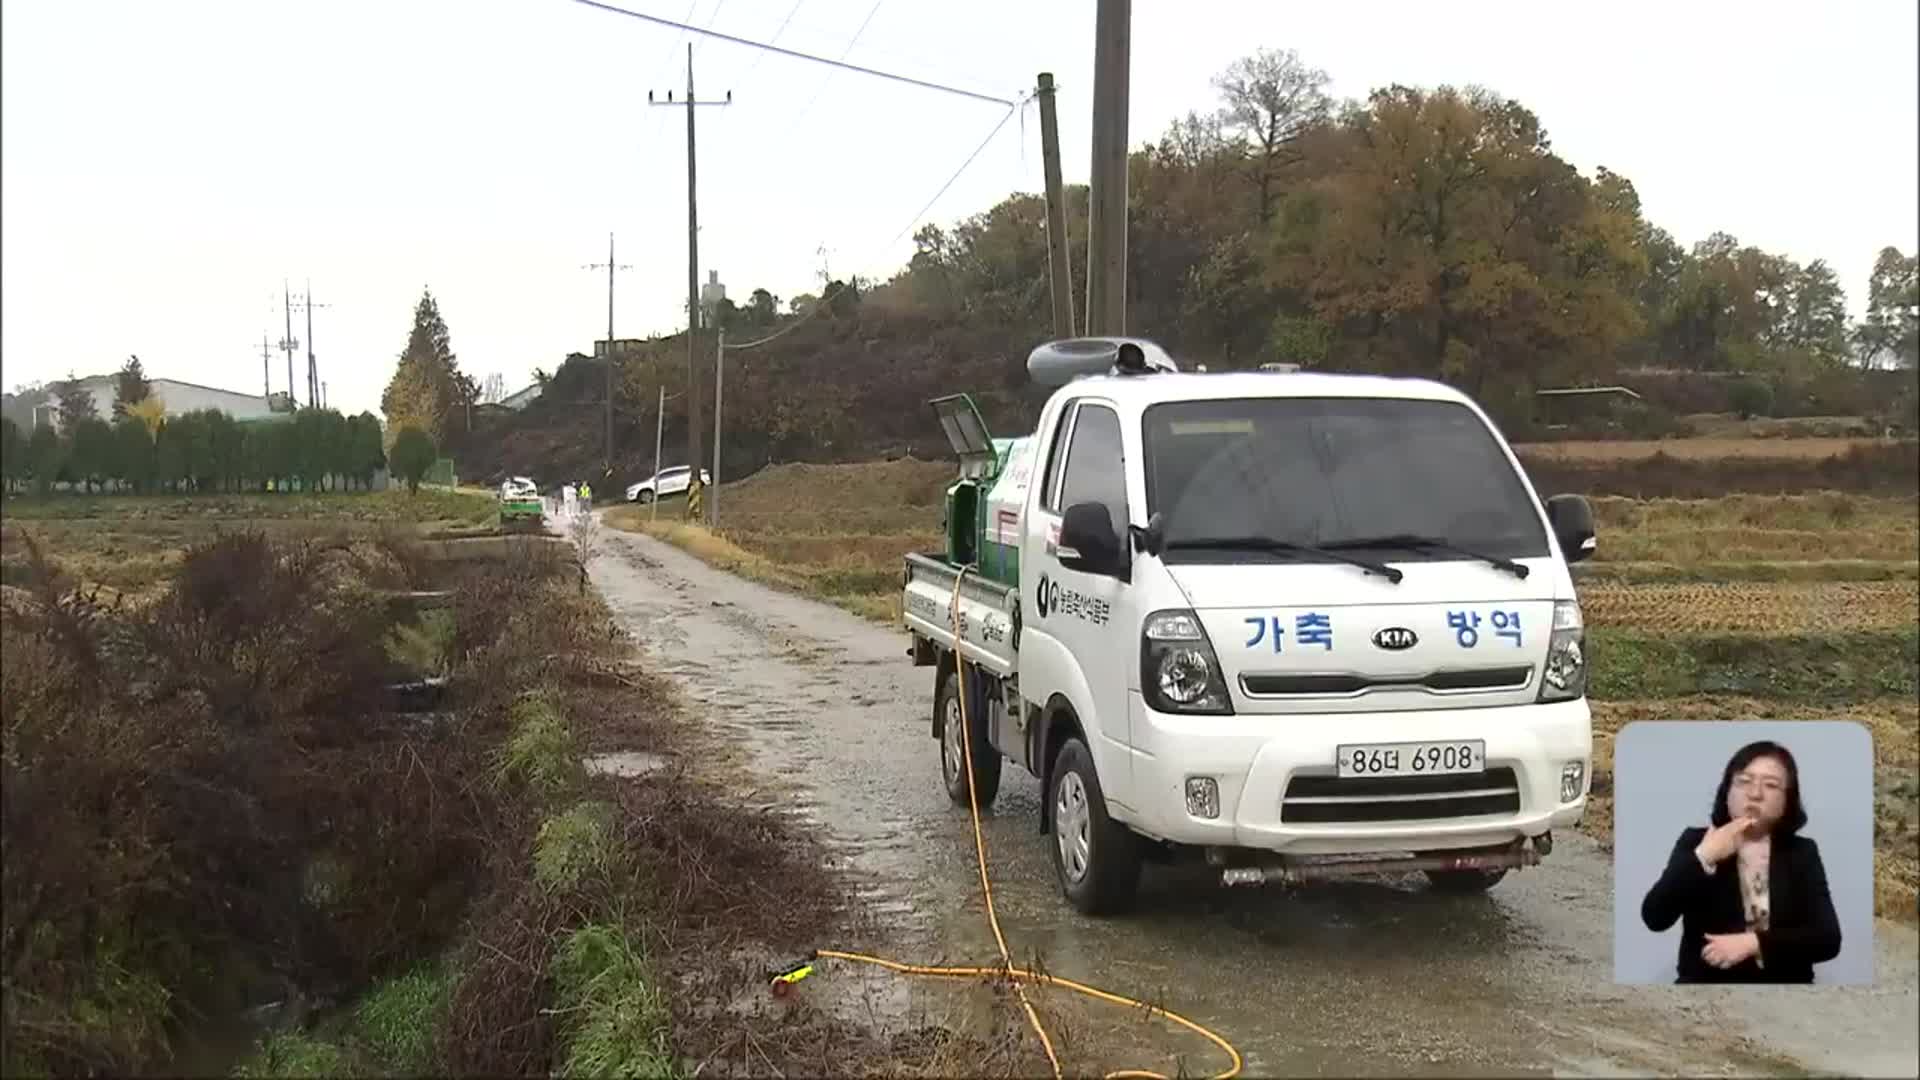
[902,553,1019,676]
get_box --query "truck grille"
[1280,767,1521,824]
[1241,665,1533,698]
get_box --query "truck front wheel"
[938,667,1001,808]
[1049,737,1140,916]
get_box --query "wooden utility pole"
[1037,72,1074,340]
[584,232,632,475]
[650,45,730,521]
[1084,0,1130,336]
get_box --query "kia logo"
[1373,626,1418,651]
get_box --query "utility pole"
[279,280,302,408]
[712,327,724,526]
[259,334,274,400]
[583,232,632,477]
[297,281,330,410]
[650,45,730,522]
[1084,0,1131,336]
[651,385,664,524]
[1037,72,1075,340]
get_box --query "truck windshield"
[1142,397,1549,563]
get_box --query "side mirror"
[1545,494,1596,564]
[1059,501,1127,578]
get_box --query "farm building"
[15,374,289,432]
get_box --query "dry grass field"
[1516,436,1896,461]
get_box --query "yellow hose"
[801,568,1244,1080]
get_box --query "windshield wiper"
[1162,537,1404,584]
[1320,533,1529,579]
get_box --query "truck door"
[1021,398,1134,803]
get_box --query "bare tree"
[1212,48,1333,223]
[480,373,506,404]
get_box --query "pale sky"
[4,0,1915,418]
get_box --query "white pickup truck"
[903,337,1598,915]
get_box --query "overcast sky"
[4,0,1915,418]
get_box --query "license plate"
[1336,740,1485,778]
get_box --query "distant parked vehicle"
[498,476,543,528]
[625,466,710,503]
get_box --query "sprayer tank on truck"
[902,337,1600,915]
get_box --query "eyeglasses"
[1732,773,1787,794]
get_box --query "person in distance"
[1640,739,1841,983]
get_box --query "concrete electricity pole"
[297,281,330,410]
[279,280,302,408]
[650,44,730,522]
[259,334,274,400]
[583,232,632,475]
[1084,0,1131,336]
[1037,72,1075,340]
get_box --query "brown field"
[1517,436,1895,461]
[1581,580,1920,633]
[0,490,497,602]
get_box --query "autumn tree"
[1211,47,1332,224]
[1856,247,1918,368]
[381,288,467,447]
[1269,85,1647,404]
[113,355,152,417]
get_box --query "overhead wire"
[726,92,1025,352]
[570,0,1016,105]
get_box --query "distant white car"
[500,476,538,499]
[626,466,710,503]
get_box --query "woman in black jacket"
[1640,739,1843,983]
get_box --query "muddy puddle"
[585,524,1919,1078]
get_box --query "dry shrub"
[0,527,536,1074]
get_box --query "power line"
[570,0,1015,106]
[729,96,1025,352]
[783,0,884,130]
[737,0,804,82]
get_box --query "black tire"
[937,667,1001,808]
[635,490,654,504]
[1425,867,1508,893]
[1049,737,1140,916]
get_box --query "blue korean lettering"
[1491,609,1522,646]
[1244,616,1286,652]
[1447,610,1482,647]
[1295,612,1333,650]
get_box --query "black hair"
[1710,740,1807,836]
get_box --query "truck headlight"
[1142,610,1233,714]
[1538,600,1586,702]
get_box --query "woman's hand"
[1695,816,1757,866]
[1701,931,1760,969]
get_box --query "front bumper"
[1121,693,1591,855]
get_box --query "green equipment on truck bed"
[929,393,1032,588]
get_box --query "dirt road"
[587,523,1918,1078]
